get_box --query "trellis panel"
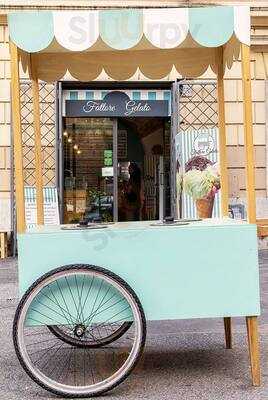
[20,81,56,187]
[179,82,218,132]
[178,81,220,219]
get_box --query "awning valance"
[8,6,250,82]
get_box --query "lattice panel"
[179,82,218,132]
[20,82,56,186]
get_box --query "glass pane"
[63,118,114,224]
[117,117,170,221]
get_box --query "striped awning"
[8,6,250,82]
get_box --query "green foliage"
[87,188,105,205]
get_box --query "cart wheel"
[47,321,133,348]
[13,265,146,398]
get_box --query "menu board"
[25,187,60,229]
[0,198,11,231]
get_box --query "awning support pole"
[241,44,256,223]
[9,42,26,234]
[217,47,233,348]
[216,47,229,216]
[29,55,44,225]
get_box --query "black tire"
[47,321,133,348]
[13,264,146,398]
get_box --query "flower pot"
[196,196,214,218]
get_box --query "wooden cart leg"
[246,316,260,386]
[223,317,232,349]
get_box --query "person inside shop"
[120,162,144,221]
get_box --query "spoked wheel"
[13,265,146,398]
[47,321,133,348]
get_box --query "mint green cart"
[13,220,260,397]
[8,6,261,398]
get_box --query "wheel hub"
[74,324,86,338]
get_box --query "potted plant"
[183,156,220,218]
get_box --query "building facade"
[1,5,268,236]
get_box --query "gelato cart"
[8,6,261,398]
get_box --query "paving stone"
[0,253,267,400]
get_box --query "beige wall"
[0,24,11,230]
[221,52,268,218]
[1,15,268,228]
[214,53,266,199]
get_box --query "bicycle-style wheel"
[47,321,133,348]
[13,265,146,398]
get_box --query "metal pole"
[170,80,178,218]
[57,82,64,223]
[159,155,164,221]
[113,118,118,222]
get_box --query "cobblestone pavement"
[0,254,268,400]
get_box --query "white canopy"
[8,6,250,82]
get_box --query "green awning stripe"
[99,9,143,50]
[8,11,54,53]
[189,7,234,48]
[8,7,249,53]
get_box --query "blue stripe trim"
[132,91,141,100]
[24,187,58,203]
[65,89,172,104]
[148,91,156,100]
[70,91,78,100]
[101,91,109,99]
[164,91,171,115]
[86,91,94,100]
[164,91,171,102]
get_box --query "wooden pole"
[29,55,44,225]
[216,47,229,216]
[223,316,232,349]
[217,48,233,347]
[9,42,26,234]
[246,316,260,386]
[241,44,256,223]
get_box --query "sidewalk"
[0,254,267,400]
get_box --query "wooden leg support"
[246,316,260,387]
[223,317,232,349]
[0,232,7,259]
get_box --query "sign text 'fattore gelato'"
[65,91,169,117]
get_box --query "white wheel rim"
[16,268,144,396]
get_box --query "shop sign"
[104,150,113,166]
[66,91,169,117]
[102,167,114,177]
[25,187,60,229]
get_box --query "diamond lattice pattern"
[179,82,218,132]
[20,82,56,186]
